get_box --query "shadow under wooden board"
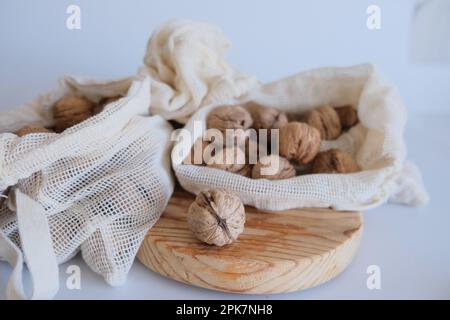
[137,189,363,294]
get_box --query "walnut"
[245,137,267,164]
[52,95,96,132]
[206,146,246,173]
[206,105,253,132]
[183,138,211,165]
[235,164,252,177]
[299,105,342,140]
[245,103,288,131]
[251,155,296,180]
[223,129,264,165]
[15,125,53,137]
[94,95,122,115]
[311,149,360,174]
[91,103,104,116]
[279,122,321,165]
[187,189,245,246]
[335,105,358,130]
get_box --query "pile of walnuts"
[12,94,122,137]
[184,103,360,179]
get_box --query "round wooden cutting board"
[137,190,363,294]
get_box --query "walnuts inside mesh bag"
[187,189,245,246]
[205,146,246,173]
[245,103,288,132]
[52,94,123,132]
[311,149,360,174]
[279,122,322,165]
[15,125,54,137]
[206,105,253,132]
[252,155,296,180]
[299,105,342,140]
[185,103,360,181]
[335,105,359,130]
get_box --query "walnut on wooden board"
[187,189,245,246]
[279,122,321,165]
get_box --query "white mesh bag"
[0,76,174,299]
[172,64,428,211]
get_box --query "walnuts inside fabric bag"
[139,20,428,211]
[0,76,174,299]
[172,64,428,211]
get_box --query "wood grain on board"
[138,190,363,294]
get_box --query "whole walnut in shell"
[245,138,268,165]
[251,155,296,180]
[187,189,245,246]
[279,122,321,165]
[235,164,252,178]
[206,105,253,132]
[299,105,342,140]
[53,95,96,132]
[94,95,122,115]
[311,149,360,174]
[15,125,53,137]
[335,105,358,130]
[245,103,288,131]
[183,138,211,165]
[206,146,246,173]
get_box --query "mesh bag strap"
[0,189,59,300]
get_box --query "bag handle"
[0,189,59,300]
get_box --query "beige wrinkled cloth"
[140,19,259,123]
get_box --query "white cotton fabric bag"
[0,76,174,299]
[172,64,428,211]
[139,19,259,123]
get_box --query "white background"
[0,0,449,113]
[0,0,449,300]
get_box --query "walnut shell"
[299,105,342,140]
[206,105,253,132]
[335,105,358,130]
[183,138,211,165]
[244,135,269,165]
[15,125,53,137]
[279,122,321,165]
[205,146,246,173]
[52,95,96,132]
[245,103,288,131]
[311,149,360,174]
[94,95,122,115]
[251,155,296,180]
[235,164,252,177]
[187,189,245,246]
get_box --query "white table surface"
[1,113,449,300]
